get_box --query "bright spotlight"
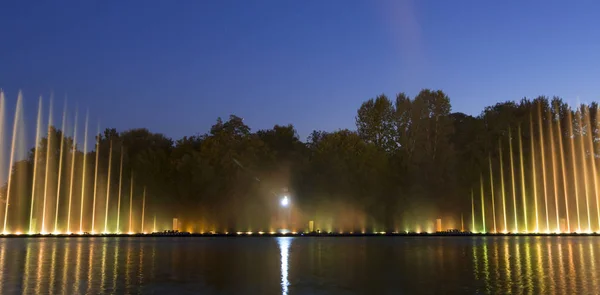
[280,196,289,207]
[15,231,22,235]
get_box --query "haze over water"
[0,236,597,294]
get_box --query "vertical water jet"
[548,108,561,232]
[499,142,508,233]
[79,111,89,234]
[568,110,582,232]
[555,103,570,233]
[489,155,497,233]
[91,125,100,233]
[141,186,146,233]
[480,174,486,233]
[153,214,156,233]
[537,103,550,233]
[577,109,592,232]
[509,128,518,232]
[103,140,113,233]
[66,110,78,234]
[518,124,528,233]
[530,113,540,232]
[29,97,43,234]
[129,173,133,233]
[584,106,599,232]
[53,101,67,233]
[116,146,124,233]
[471,189,476,232]
[41,98,53,234]
[3,92,22,234]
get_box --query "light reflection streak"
[590,243,598,291]
[568,241,575,292]
[278,237,292,295]
[524,241,532,294]
[557,243,566,295]
[101,240,107,291]
[75,241,82,294]
[546,242,555,293]
[578,242,588,294]
[0,241,4,293]
[535,242,544,294]
[23,242,31,294]
[35,241,44,294]
[50,241,57,293]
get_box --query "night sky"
[1,1,600,141]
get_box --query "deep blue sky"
[1,1,600,142]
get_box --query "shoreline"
[0,232,598,238]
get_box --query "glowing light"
[246,231,253,235]
[269,231,276,235]
[236,232,242,235]
[15,232,22,235]
[280,196,289,207]
[127,232,134,235]
[258,231,265,235]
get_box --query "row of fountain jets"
[471,102,600,234]
[0,91,149,235]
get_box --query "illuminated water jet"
[518,124,528,233]
[567,111,582,232]
[41,97,53,234]
[508,128,518,232]
[537,103,550,233]
[104,140,113,233]
[548,108,560,232]
[583,106,599,232]
[498,143,508,233]
[129,173,133,234]
[116,146,124,233]
[2,92,21,234]
[489,156,497,233]
[141,186,146,233]
[480,174,486,233]
[91,124,100,233]
[53,101,67,233]
[66,110,78,234]
[79,111,89,234]
[577,109,592,232]
[471,189,476,232]
[530,113,540,232]
[555,104,570,233]
[29,97,43,234]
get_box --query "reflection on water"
[0,237,599,294]
[278,237,292,295]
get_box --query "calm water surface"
[0,236,598,294]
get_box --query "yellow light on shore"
[258,231,264,235]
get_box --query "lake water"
[0,236,598,294]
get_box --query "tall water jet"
[583,106,599,232]
[555,103,570,233]
[0,93,4,227]
[488,155,497,233]
[141,186,146,233]
[518,124,528,233]
[595,108,600,230]
[129,173,133,234]
[79,111,89,234]
[480,174,486,233]
[103,140,113,233]
[568,110,582,232]
[498,143,508,233]
[548,108,561,232]
[66,110,78,234]
[53,101,67,233]
[508,128,518,232]
[529,113,540,232]
[153,215,156,233]
[91,125,100,233]
[471,189,476,232]
[3,92,22,234]
[577,109,592,232]
[41,97,53,234]
[29,97,43,234]
[116,146,124,233]
[537,103,550,233]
